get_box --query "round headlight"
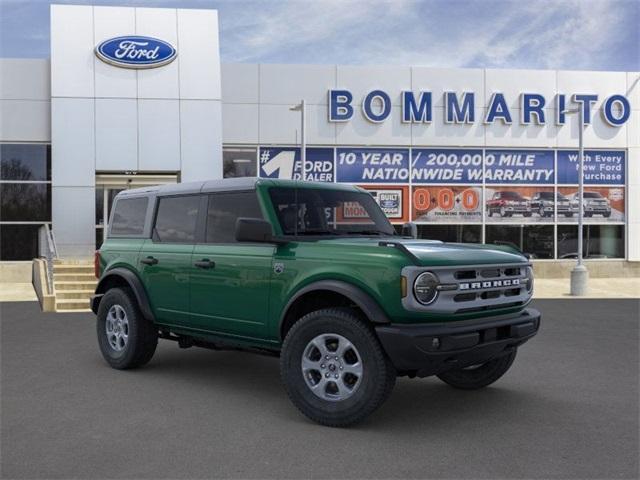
[525,266,534,294]
[414,271,439,305]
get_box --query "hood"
[316,237,527,266]
[394,239,527,266]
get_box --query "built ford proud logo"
[95,36,177,69]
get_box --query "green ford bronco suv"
[92,178,540,427]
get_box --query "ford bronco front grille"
[401,262,532,315]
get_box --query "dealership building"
[1,4,639,280]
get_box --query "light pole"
[289,100,306,181]
[564,104,588,295]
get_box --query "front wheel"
[96,287,158,370]
[436,349,517,390]
[280,308,396,427]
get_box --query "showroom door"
[95,173,177,248]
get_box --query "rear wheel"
[280,308,396,427]
[96,287,158,370]
[436,349,517,390]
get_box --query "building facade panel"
[135,7,180,99]
[336,65,410,107]
[259,64,336,105]
[222,103,259,144]
[176,9,221,100]
[0,100,50,142]
[484,109,559,147]
[138,99,181,171]
[336,105,411,146]
[180,99,222,182]
[95,98,137,171]
[50,4,95,98]
[221,63,259,104]
[0,59,50,100]
[51,97,95,186]
[93,6,137,98]
[411,107,485,146]
[411,67,485,108]
[51,186,95,258]
[484,69,557,110]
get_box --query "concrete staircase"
[53,260,96,312]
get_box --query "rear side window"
[206,191,263,243]
[110,197,148,236]
[154,195,200,243]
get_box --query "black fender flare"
[92,267,155,322]
[279,280,391,334]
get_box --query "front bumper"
[585,206,611,214]
[375,308,541,377]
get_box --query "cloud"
[0,0,637,70]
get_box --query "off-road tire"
[280,308,396,427]
[436,349,517,390]
[96,287,158,370]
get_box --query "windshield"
[268,187,396,237]
[500,191,525,200]
[583,192,603,198]
[537,192,554,200]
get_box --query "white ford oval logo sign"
[95,36,177,69]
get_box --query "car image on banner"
[485,187,557,223]
[557,187,624,223]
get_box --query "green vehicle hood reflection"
[310,237,526,266]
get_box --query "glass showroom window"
[0,144,52,260]
[557,225,624,259]
[485,225,554,260]
[418,225,482,243]
[223,147,257,178]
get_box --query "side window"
[110,197,148,236]
[206,191,263,243]
[154,195,200,243]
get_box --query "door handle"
[140,256,159,266]
[194,259,215,269]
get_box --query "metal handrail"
[38,224,58,293]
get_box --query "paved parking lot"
[1,299,638,479]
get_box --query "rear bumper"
[375,308,541,377]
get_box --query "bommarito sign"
[328,90,631,127]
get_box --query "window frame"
[202,189,266,245]
[150,193,204,245]
[107,195,150,239]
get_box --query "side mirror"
[401,222,417,239]
[236,218,280,243]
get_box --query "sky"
[0,0,638,71]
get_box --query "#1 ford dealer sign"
[95,36,177,69]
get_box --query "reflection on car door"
[189,191,274,339]
[139,194,200,327]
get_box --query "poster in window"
[359,185,409,223]
[412,186,482,223]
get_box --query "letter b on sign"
[329,90,354,122]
